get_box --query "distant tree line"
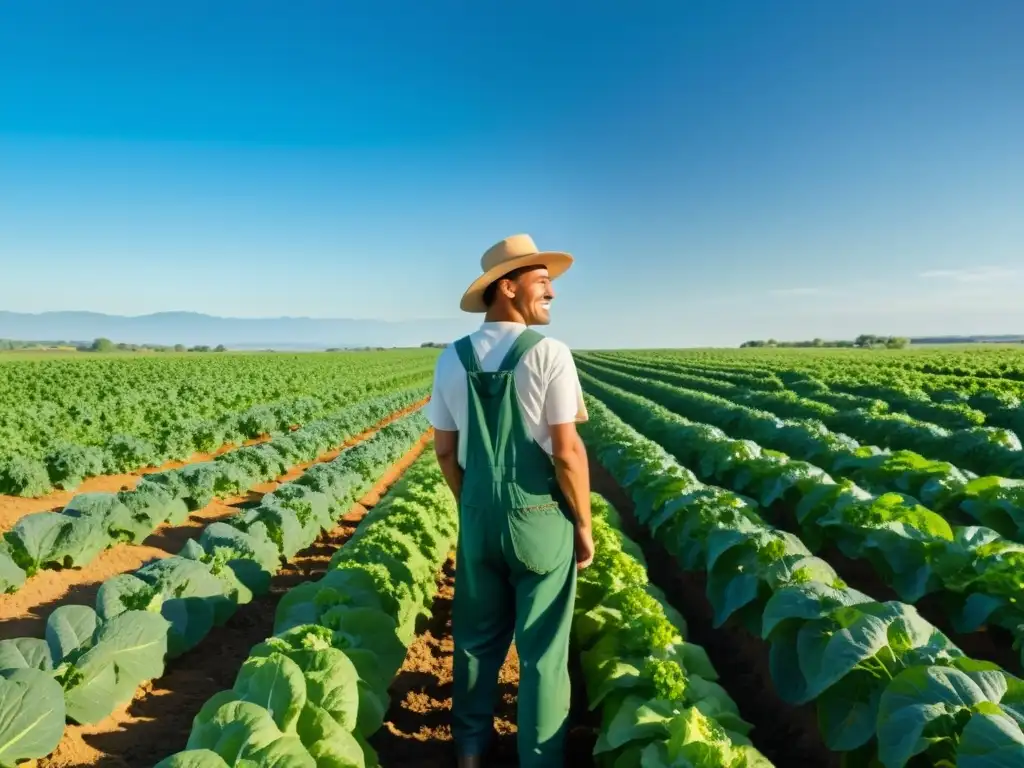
[0,337,229,353]
[88,338,229,353]
[740,334,910,349]
[322,343,448,352]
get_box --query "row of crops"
[637,346,1024,384]
[575,347,1024,766]
[0,350,438,496]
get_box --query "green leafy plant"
[573,493,772,766]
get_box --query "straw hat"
[460,234,573,313]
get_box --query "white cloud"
[919,266,1022,282]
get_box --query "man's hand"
[574,525,594,570]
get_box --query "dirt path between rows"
[370,555,596,767]
[0,400,427,643]
[586,449,839,768]
[34,432,432,768]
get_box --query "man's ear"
[498,277,516,300]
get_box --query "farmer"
[427,234,594,768]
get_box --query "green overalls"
[450,328,577,767]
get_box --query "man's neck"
[483,307,527,325]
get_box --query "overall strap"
[498,328,544,373]
[453,335,482,373]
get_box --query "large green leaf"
[296,703,366,768]
[287,648,360,733]
[596,695,675,754]
[231,654,307,733]
[321,608,405,681]
[65,609,170,722]
[0,638,52,673]
[783,600,960,710]
[6,511,106,574]
[61,655,119,725]
[45,605,99,664]
[136,556,238,625]
[0,668,66,766]
[958,709,1024,768]
[153,749,232,768]
[876,665,996,768]
[187,700,314,766]
[162,597,216,658]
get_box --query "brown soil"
[0,400,429,643]
[370,556,596,767]
[0,437,270,533]
[34,434,431,768]
[586,450,840,768]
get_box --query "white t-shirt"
[426,321,589,469]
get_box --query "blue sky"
[1,1,1022,348]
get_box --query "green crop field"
[2,345,1024,768]
[0,350,439,496]
[574,344,1024,767]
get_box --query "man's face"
[509,267,555,325]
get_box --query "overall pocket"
[506,503,573,575]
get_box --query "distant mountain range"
[0,311,475,350]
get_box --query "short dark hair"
[482,264,545,307]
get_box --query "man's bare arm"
[550,422,591,532]
[433,428,463,501]
[551,421,593,568]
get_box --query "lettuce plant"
[573,493,772,767]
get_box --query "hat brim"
[459,252,573,313]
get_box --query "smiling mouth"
[539,301,551,310]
